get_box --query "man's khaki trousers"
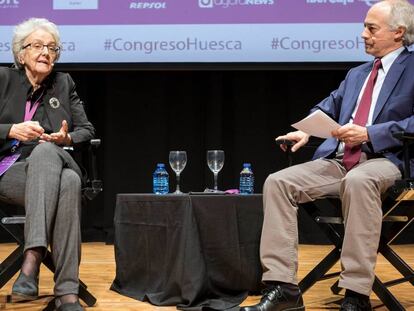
[261,156,401,295]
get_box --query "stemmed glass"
[169,151,187,194]
[207,150,225,191]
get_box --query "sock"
[264,281,298,290]
[345,289,369,301]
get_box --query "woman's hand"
[9,121,44,141]
[276,130,310,152]
[40,120,72,146]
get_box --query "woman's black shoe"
[11,271,39,301]
[240,284,305,311]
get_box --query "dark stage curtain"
[2,68,412,243]
[70,68,347,243]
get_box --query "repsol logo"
[199,0,274,9]
[130,1,166,9]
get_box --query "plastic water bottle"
[153,163,169,194]
[239,163,254,194]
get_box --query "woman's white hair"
[12,18,61,69]
[383,0,414,46]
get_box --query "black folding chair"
[277,133,414,310]
[0,139,103,310]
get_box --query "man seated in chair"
[240,1,414,311]
[0,18,94,311]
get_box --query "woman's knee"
[60,169,82,194]
[29,142,60,161]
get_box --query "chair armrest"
[275,138,322,167]
[275,138,323,149]
[275,139,295,146]
[90,139,101,147]
[392,131,414,141]
[1,216,25,224]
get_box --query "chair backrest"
[65,139,103,200]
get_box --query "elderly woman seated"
[0,18,95,311]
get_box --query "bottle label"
[153,168,169,194]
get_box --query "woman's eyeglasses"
[22,40,60,55]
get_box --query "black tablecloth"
[111,194,264,310]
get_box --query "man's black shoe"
[240,284,305,311]
[340,296,372,311]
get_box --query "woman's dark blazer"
[0,67,95,149]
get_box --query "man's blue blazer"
[311,48,414,176]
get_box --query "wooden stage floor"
[1,243,413,310]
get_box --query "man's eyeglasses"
[22,40,60,55]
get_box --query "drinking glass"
[207,150,225,191]
[169,151,187,194]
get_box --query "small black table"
[111,193,264,310]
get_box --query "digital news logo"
[0,0,19,9]
[199,0,274,9]
[198,0,213,8]
[199,0,213,8]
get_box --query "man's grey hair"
[12,18,61,69]
[382,0,414,46]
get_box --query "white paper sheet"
[291,110,340,138]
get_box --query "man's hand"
[40,120,72,146]
[331,124,369,147]
[8,121,44,142]
[276,130,310,152]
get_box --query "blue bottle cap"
[243,163,251,167]
[157,163,165,167]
